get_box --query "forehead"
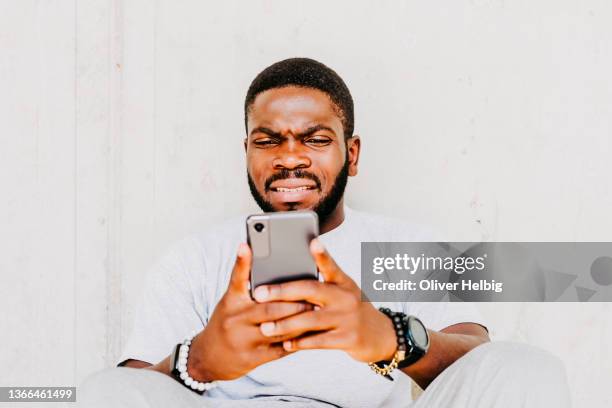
[247,86,343,132]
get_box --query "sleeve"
[117,238,207,365]
[401,302,489,333]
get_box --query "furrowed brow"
[250,127,282,138]
[296,125,336,138]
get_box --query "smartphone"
[246,210,319,298]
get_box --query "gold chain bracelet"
[368,349,405,377]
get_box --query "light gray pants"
[78,342,571,408]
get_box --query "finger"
[255,343,294,363]
[247,301,314,324]
[254,330,304,345]
[259,310,337,338]
[310,238,351,285]
[253,279,337,306]
[228,243,252,296]
[241,325,297,347]
[283,330,346,352]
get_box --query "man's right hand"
[185,243,311,382]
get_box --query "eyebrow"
[249,124,336,138]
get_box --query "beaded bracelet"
[172,332,219,393]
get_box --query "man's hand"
[186,243,312,381]
[252,238,397,363]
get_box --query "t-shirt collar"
[319,204,352,240]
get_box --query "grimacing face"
[245,86,360,224]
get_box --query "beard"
[247,152,349,226]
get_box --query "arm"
[120,244,311,383]
[119,356,172,376]
[123,323,489,390]
[122,359,154,369]
[252,238,490,394]
[400,322,489,389]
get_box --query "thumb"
[229,243,252,296]
[310,238,350,285]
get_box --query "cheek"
[247,155,266,180]
[314,151,345,189]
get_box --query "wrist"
[378,310,399,362]
[170,333,220,394]
[369,309,431,376]
[185,334,216,383]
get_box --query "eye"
[253,138,280,147]
[305,136,332,146]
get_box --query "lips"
[269,178,318,192]
[267,178,319,205]
[273,186,314,192]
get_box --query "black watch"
[397,314,430,368]
[377,308,430,369]
[170,343,184,379]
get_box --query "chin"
[265,192,321,212]
[273,202,314,212]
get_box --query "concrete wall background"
[1,1,611,406]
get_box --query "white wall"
[1,1,611,406]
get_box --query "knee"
[421,342,571,407]
[78,367,151,407]
[470,341,569,389]
[477,342,564,372]
[81,367,142,390]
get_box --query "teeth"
[275,186,311,192]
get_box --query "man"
[80,58,570,407]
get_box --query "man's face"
[245,86,359,223]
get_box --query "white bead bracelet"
[175,333,218,393]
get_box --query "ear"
[346,135,361,177]
[243,137,248,153]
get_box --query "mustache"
[264,169,322,192]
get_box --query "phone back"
[247,211,319,295]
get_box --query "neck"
[319,199,345,234]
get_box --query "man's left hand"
[253,238,397,363]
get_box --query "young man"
[80,58,570,407]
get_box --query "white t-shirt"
[120,206,486,407]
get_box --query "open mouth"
[268,178,319,193]
[267,179,320,205]
[270,186,317,192]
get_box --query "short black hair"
[244,58,354,140]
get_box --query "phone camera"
[254,223,265,232]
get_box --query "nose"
[272,140,311,170]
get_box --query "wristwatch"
[369,308,430,378]
[397,314,430,368]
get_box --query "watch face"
[408,317,429,347]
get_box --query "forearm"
[145,355,173,376]
[124,353,213,383]
[401,324,489,389]
[121,328,234,383]
[121,357,171,376]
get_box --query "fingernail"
[253,286,269,302]
[283,340,293,351]
[311,238,325,254]
[238,243,249,258]
[260,322,275,336]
